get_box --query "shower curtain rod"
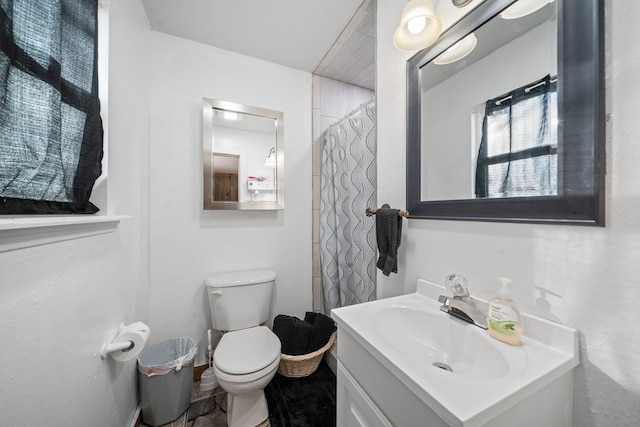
[325,98,376,133]
[495,77,557,105]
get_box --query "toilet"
[206,269,281,427]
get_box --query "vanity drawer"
[337,327,449,427]
[337,361,392,427]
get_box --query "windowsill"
[0,215,129,253]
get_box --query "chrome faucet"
[438,274,488,330]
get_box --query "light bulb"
[447,39,464,52]
[433,33,477,65]
[407,16,427,34]
[501,0,553,20]
[393,0,442,52]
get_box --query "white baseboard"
[128,405,141,427]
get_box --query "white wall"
[147,32,313,365]
[0,0,151,425]
[377,0,640,425]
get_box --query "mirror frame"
[406,0,605,225]
[203,98,284,210]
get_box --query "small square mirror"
[203,98,284,210]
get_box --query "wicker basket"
[277,332,336,378]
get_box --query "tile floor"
[141,361,336,427]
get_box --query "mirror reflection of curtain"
[320,101,376,312]
[475,75,557,198]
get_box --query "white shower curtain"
[320,101,376,312]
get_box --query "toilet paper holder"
[100,322,150,360]
[101,340,135,359]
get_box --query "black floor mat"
[265,360,336,427]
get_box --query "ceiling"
[140,0,375,89]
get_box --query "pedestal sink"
[332,279,579,427]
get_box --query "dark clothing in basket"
[274,312,336,355]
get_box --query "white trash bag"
[138,337,197,377]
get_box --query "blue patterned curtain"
[320,101,376,312]
[0,0,103,214]
[475,75,557,198]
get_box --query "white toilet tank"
[205,269,277,331]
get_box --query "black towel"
[274,315,313,355]
[288,318,313,355]
[274,313,336,355]
[273,314,296,353]
[303,312,318,325]
[375,208,403,276]
[304,312,336,353]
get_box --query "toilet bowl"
[213,326,281,427]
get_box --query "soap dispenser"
[487,277,522,346]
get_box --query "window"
[0,0,103,214]
[475,75,557,199]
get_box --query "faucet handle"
[445,274,470,298]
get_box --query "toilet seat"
[214,326,281,375]
[214,356,280,384]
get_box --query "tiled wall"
[311,75,374,312]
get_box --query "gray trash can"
[137,337,197,427]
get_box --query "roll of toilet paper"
[122,321,150,334]
[108,322,151,362]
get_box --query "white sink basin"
[332,279,579,426]
[376,305,527,379]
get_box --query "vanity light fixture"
[433,33,477,65]
[452,0,474,7]
[393,0,442,52]
[223,111,240,120]
[265,147,276,167]
[500,0,554,20]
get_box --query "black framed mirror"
[406,0,604,225]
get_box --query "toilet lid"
[214,326,281,375]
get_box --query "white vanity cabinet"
[331,279,579,427]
